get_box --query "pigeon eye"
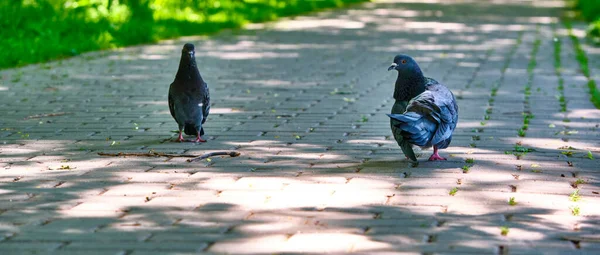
[401,59,407,64]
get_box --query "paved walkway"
[1,0,599,254]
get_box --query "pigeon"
[168,43,210,142]
[386,54,458,161]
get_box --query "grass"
[461,165,471,173]
[505,145,535,159]
[569,189,581,202]
[0,0,367,69]
[508,197,517,206]
[570,206,581,216]
[565,21,600,109]
[553,34,568,112]
[500,226,510,236]
[449,187,458,196]
[519,35,540,137]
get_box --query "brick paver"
[1,0,599,254]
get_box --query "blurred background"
[0,0,365,69]
[1,0,598,70]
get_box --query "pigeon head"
[388,54,426,101]
[175,43,201,80]
[388,54,422,74]
[182,43,196,60]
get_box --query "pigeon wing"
[405,84,457,146]
[201,83,210,124]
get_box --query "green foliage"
[574,0,600,43]
[575,0,600,21]
[0,0,367,69]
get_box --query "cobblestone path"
[1,0,599,254]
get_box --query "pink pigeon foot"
[176,132,185,142]
[428,146,446,161]
[428,153,446,161]
[195,134,207,143]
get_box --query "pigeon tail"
[387,113,436,147]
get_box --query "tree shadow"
[1,0,599,254]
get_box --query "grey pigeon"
[386,54,458,161]
[168,43,210,142]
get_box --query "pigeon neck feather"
[175,55,201,81]
[393,70,426,101]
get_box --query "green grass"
[570,205,581,216]
[461,165,471,173]
[500,226,510,236]
[449,187,458,196]
[0,0,367,69]
[565,21,600,109]
[508,197,517,206]
[569,189,581,202]
[553,34,568,112]
[519,36,540,137]
[575,178,587,185]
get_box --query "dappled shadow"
[1,0,599,253]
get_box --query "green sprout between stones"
[570,206,580,216]
[465,158,475,164]
[461,165,471,173]
[569,189,581,202]
[587,151,594,160]
[449,187,459,196]
[500,226,510,236]
[561,151,575,157]
[565,21,600,109]
[505,145,534,159]
[509,197,517,206]
[491,87,498,96]
[359,115,369,123]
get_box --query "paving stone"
[1,0,600,254]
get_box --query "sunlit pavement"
[1,0,599,254]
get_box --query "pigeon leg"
[177,131,185,142]
[428,146,446,161]
[195,133,207,143]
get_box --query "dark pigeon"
[386,54,458,161]
[168,43,210,142]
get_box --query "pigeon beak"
[188,51,194,58]
[388,63,398,71]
